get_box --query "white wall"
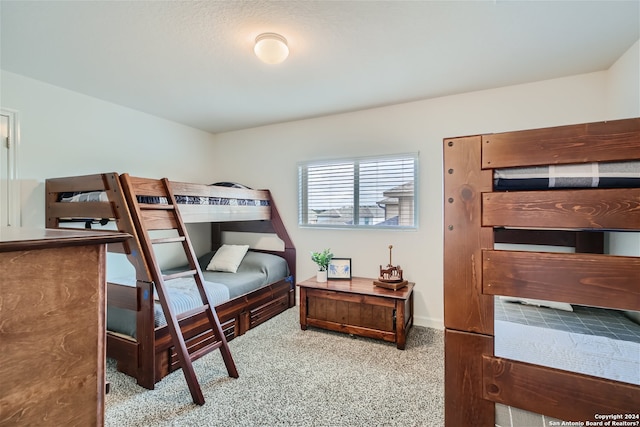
[606,39,640,119]
[213,40,639,329]
[0,70,218,228]
[1,38,637,329]
[213,71,611,329]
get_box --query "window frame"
[298,152,419,230]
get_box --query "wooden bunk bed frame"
[45,173,296,390]
[443,117,640,425]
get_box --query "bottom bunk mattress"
[494,298,640,386]
[107,250,290,338]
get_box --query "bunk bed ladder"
[119,174,238,405]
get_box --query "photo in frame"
[328,258,352,280]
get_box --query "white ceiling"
[1,1,639,134]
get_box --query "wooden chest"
[298,276,414,349]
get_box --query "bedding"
[107,250,290,337]
[107,277,230,338]
[59,191,269,207]
[197,250,290,298]
[139,195,269,206]
[495,298,640,385]
[210,182,251,189]
[59,191,109,202]
[498,296,573,312]
[494,160,640,191]
[206,244,250,273]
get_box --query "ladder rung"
[163,270,197,281]
[151,236,186,245]
[139,203,175,210]
[190,341,224,363]
[176,305,210,322]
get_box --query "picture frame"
[328,258,352,280]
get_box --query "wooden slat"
[171,181,269,201]
[48,201,116,220]
[306,288,396,307]
[106,334,138,363]
[483,356,640,419]
[106,282,140,311]
[139,204,173,210]
[482,118,640,168]
[249,294,289,329]
[151,236,186,245]
[163,270,197,281]
[178,204,270,223]
[306,319,397,343]
[46,173,114,193]
[126,176,169,197]
[483,250,640,310]
[188,340,223,363]
[483,188,640,230]
[176,306,210,323]
[139,209,178,230]
[443,135,494,333]
[445,330,494,427]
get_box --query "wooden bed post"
[266,190,296,283]
[443,135,495,427]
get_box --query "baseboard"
[413,315,444,331]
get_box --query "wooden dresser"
[0,227,129,426]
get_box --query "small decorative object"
[374,245,408,290]
[328,258,352,280]
[311,248,333,283]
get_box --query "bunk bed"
[443,117,640,426]
[46,173,296,391]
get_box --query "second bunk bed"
[46,172,296,391]
[443,117,640,426]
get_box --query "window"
[298,153,418,229]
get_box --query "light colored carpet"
[105,307,444,427]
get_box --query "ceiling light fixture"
[254,33,289,65]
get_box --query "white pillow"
[206,245,250,273]
[499,296,574,312]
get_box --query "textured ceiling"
[1,1,639,134]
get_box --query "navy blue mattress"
[494,161,640,191]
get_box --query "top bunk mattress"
[494,161,640,191]
[58,190,270,207]
[494,298,640,385]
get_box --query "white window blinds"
[298,153,418,229]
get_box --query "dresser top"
[0,227,130,252]
[298,276,414,300]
